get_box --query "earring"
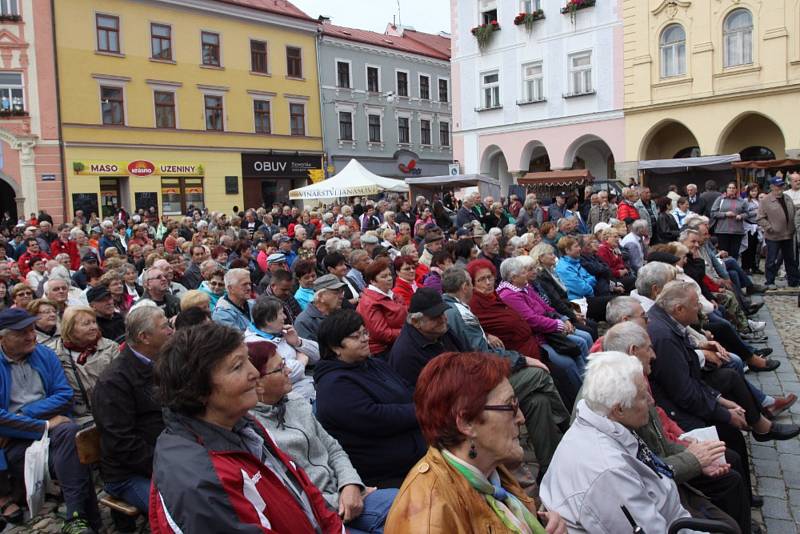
[468,439,478,459]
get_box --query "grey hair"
[582,351,643,416]
[605,296,643,326]
[407,311,425,324]
[43,277,69,295]
[46,265,72,283]
[529,243,555,269]
[224,268,250,288]
[684,214,709,230]
[499,255,532,282]
[488,227,502,238]
[679,228,699,242]
[441,267,470,294]
[635,262,675,299]
[654,280,696,313]
[631,219,649,235]
[603,322,650,354]
[480,234,496,248]
[503,224,517,237]
[348,249,369,265]
[126,306,166,345]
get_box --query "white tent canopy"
[289,158,409,200]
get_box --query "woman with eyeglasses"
[249,339,398,534]
[9,283,33,309]
[386,351,566,533]
[27,298,60,348]
[197,268,225,310]
[315,309,425,489]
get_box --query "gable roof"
[321,23,450,61]
[214,0,315,22]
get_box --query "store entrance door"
[100,177,129,217]
[243,178,290,210]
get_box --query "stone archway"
[0,173,20,222]
[639,119,700,160]
[0,127,38,218]
[519,140,551,173]
[563,135,615,180]
[717,112,786,159]
[480,145,513,195]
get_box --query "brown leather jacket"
[386,447,537,533]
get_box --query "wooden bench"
[75,425,140,518]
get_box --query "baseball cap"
[408,288,450,318]
[267,253,287,265]
[86,285,112,303]
[424,229,444,244]
[313,274,346,292]
[81,252,99,262]
[0,308,38,331]
[769,176,786,187]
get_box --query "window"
[96,14,120,53]
[367,66,380,92]
[439,121,450,147]
[151,23,172,60]
[0,72,24,113]
[481,71,500,108]
[101,86,124,125]
[396,71,408,97]
[0,0,19,17]
[480,0,498,25]
[162,178,204,215]
[368,114,381,143]
[339,111,353,141]
[336,61,351,88]
[253,100,271,134]
[438,78,449,102]
[420,119,431,145]
[724,9,753,67]
[286,47,302,77]
[201,31,220,66]
[419,75,430,100]
[522,61,543,102]
[250,40,268,74]
[398,117,409,144]
[204,95,223,131]
[154,91,175,128]
[290,103,305,136]
[568,52,592,95]
[660,24,686,78]
[521,0,541,12]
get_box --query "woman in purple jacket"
[497,255,589,409]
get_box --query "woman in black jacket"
[655,196,680,244]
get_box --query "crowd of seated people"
[1,178,799,533]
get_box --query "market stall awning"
[518,169,594,187]
[289,158,408,200]
[731,159,800,169]
[405,174,501,201]
[638,154,741,174]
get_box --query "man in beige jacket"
[757,176,800,289]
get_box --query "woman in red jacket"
[616,188,640,224]
[391,255,418,308]
[356,257,407,357]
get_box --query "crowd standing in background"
[1,172,800,533]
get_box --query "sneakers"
[748,319,766,332]
[61,513,96,534]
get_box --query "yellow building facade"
[54,0,323,219]
[622,0,800,179]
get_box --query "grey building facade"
[318,23,453,181]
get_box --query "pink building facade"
[0,0,64,224]
[451,0,625,195]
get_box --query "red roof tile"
[214,0,315,22]
[321,23,450,61]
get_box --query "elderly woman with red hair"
[356,257,407,357]
[386,351,566,533]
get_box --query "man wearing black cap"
[0,308,101,533]
[547,192,567,222]
[71,252,99,290]
[388,288,467,387]
[88,286,125,343]
[758,176,800,289]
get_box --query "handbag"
[544,331,582,358]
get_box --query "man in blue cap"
[0,308,100,533]
[757,176,800,289]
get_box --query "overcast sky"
[290,0,451,35]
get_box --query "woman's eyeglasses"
[264,359,286,376]
[346,328,370,340]
[483,398,520,417]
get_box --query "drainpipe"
[314,25,326,179]
[50,0,68,223]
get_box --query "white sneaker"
[748,319,766,332]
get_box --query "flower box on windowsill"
[470,22,500,51]
[0,14,21,22]
[513,10,545,31]
[0,109,27,118]
[561,0,596,22]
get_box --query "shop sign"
[72,160,204,176]
[241,153,322,179]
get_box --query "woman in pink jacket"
[356,258,407,357]
[496,255,589,408]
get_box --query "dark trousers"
[703,367,762,426]
[586,295,613,323]
[705,314,754,360]
[741,232,760,271]
[4,422,100,529]
[765,238,800,285]
[683,448,750,534]
[716,234,744,261]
